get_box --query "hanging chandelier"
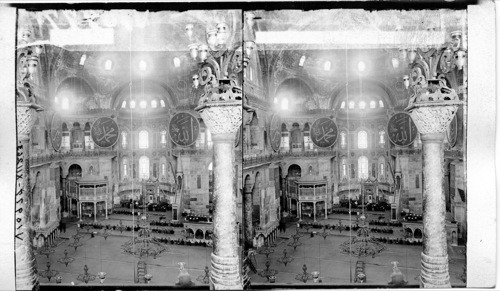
[77,265,96,284]
[277,249,294,267]
[57,249,75,267]
[121,214,168,259]
[339,216,386,258]
[38,261,59,282]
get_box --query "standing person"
[62,221,66,233]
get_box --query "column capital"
[196,101,242,136]
[408,105,458,135]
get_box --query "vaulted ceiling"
[18,8,466,114]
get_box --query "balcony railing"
[390,148,422,156]
[30,149,116,165]
[244,150,334,166]
[171,148,212,156]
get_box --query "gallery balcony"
[243,150,335,168]
[29,149,117,166]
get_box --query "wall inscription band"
[169,112,200,147]
[91,116,119,148]
[268,114,282,152]
[310,117,338,148]
[387,112,418,147]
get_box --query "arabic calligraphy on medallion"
[310,117,338,148]
[169,112,200,147]
[50,112,62,151]
[91,116,119,148]
[387,112,418,147]
[268,114,282,152]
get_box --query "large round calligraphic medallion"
[168,112,200,147]
[91,116,119,148]
[387,112,418,147]
[446,113,458,147]
[268,114,282,152]
[49,112,62,151]
[310,117,338,148]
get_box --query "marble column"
[197,101,243,290]
[93,202,97,223]
[313,202,316,222]
[325,201,328,219]
[408,101,459,288]
[243,182,253,248]
[15,104,39,290]
[298,202,301,221]
[105,201,108,219]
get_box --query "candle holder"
[258,260,278,282]
[57,249,75,267]
[257,245,275,260]
[320,227,330,240]
[277,249,294,267]
[68,237,83,251]
[77,265,96,284]
[287,237,303,251]
[38,244,55,259]
[101,228,110,240]
[295,264,313,283]
[38,261,59,282]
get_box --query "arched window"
[160,130,167,147]
[415,174,420,189]
[151,100,157,108]
[139,156,150,179]
[340,131,347,149]
[359,101,366,109]
[358,156,369,179]
[121,101,127,108]
[370,100,376,108]
[61,123,70,150]
[379,131,386,146]
[84,122,94,150]
[62,97,69,110]
[122,159,128,178]
[160,100,166,108]
[281,98,289,110]
[130,100,136,109]
[342,158,347,177]
[358,131,368,149]
[340,101,346,109]
[299,55,306,67]
[348,101,355,109]
[379,100,384,108]
[161,163,166,178]
[323,61,331,71]
[121,131,128,149]
[281,124,289,150]
[139,130,149,149]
